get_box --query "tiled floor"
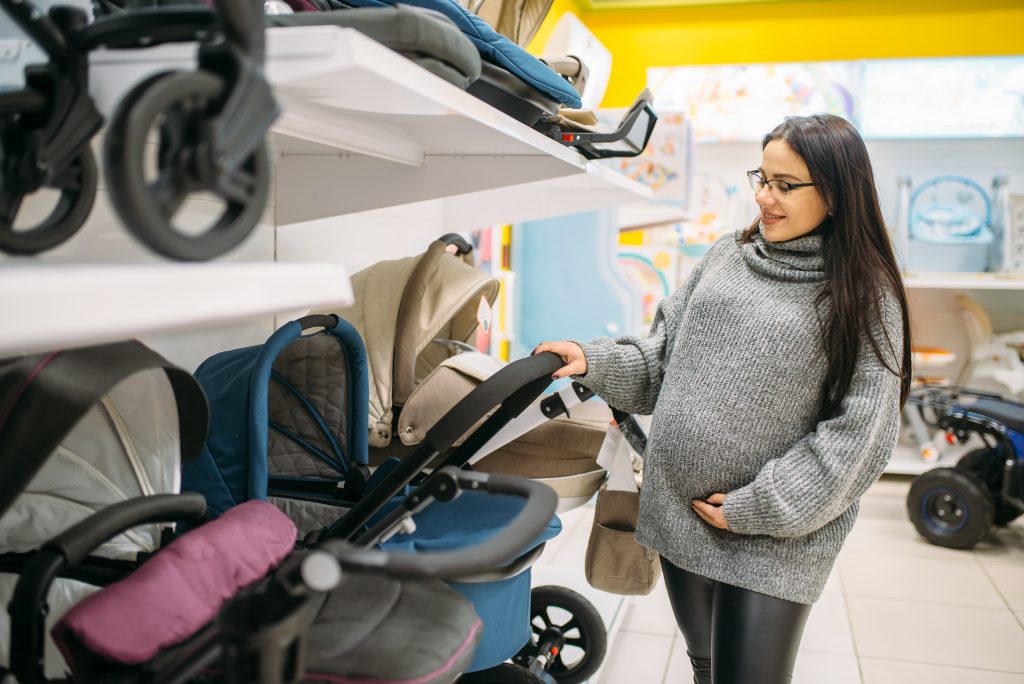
[537,475,1024,684]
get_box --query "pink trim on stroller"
[304,618,483,684]
[53,500,296,665]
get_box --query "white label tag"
[477,295,492,334]
[596,424,623,471]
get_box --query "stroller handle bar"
[9,493,207,684]
[426,351,562,451]
[310,468,557,585]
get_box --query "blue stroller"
[908,386,1024,549]
[183,315,606,683]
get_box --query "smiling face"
[755,139,831,242]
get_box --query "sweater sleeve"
[723,292,905,538]
[572,236,727,415]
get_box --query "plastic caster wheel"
[957,448,1023,527]
[512,586,606,684]
[0,143,96,255]
[908,467,993,549]
[457,663,545,683]
[104,70,270,261]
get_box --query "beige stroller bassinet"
[324,235,609,512]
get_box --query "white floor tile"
[842,517,978,561]
[598,631,673,684]
[622,580,679,637]
[983,561,1024,611]
[663,636,695,684]
[800,593,856,655]
[793,650,861,684]
[974,525,1024,565]
[821,563,844,595]
[840,553,1004,608]
[859,657,1024,684]
[847,596,1024,672]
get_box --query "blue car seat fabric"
[374,491,561,671]
[340,0,582,108]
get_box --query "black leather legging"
[661,558,812,684]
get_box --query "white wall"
[691,137,1024,383]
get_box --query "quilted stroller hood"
[328,239,499,448]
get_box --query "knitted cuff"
[722,483,771,536]
[571,339,612,387]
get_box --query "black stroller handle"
[437,233,473,256]
[1,0,71,65]
[296,314,340,332]
[427,351,563,451]
[310,469,557,584]
[322,352,562,541]
[9,493,207,684]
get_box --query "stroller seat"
[51,500,481,684]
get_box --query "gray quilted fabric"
[304,570,480,684]
[268,496,347,541]
[268,335,351,480]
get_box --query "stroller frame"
[0,0,278,260]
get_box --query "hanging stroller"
[329,235,611,512]
[0,340,208,678]
[0,0,277,260]
[0,341,557,684]
[182,314,608,683]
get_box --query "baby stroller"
[0,0,277,259]
[0,340,208,678]
[182,317,605,683]
[907,386,1024,549]
[0,341,558,684]
[330,234,611,513]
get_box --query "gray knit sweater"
[577,227,903,604]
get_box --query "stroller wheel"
[908,467,993,549]
[457,663,545,683]
[105,70,270,261]
[0,144,97,255]
[513,586,606,684]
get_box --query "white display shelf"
[617,202,691,231]
[0,262,352,358]
[902,272,1024,291]
[85,27,649,225]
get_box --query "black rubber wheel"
[512,586,606,684]
[104,70,270,261]
[0,144,97,255]
[957,448,1024,526]
[457,663,544,684]
[908,467,994,549]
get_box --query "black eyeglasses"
[747,170,823,197]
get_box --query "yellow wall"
[531,0,1024,107]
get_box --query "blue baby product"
[340,0,582,109]
[905,175,995,272]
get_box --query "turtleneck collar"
[736,225,826,283]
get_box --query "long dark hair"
[741,114,911,420]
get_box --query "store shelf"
[902,272,1024,290]
[0,262,352,358]
[85,27,649,224]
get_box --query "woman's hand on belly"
[692,492,730,530]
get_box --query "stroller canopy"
[329,239,499,448]
[0,342,207,559]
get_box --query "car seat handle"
[295,314,339,332]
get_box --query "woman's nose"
[755,184,776,206]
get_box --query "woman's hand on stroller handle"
[533,341,587,380]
